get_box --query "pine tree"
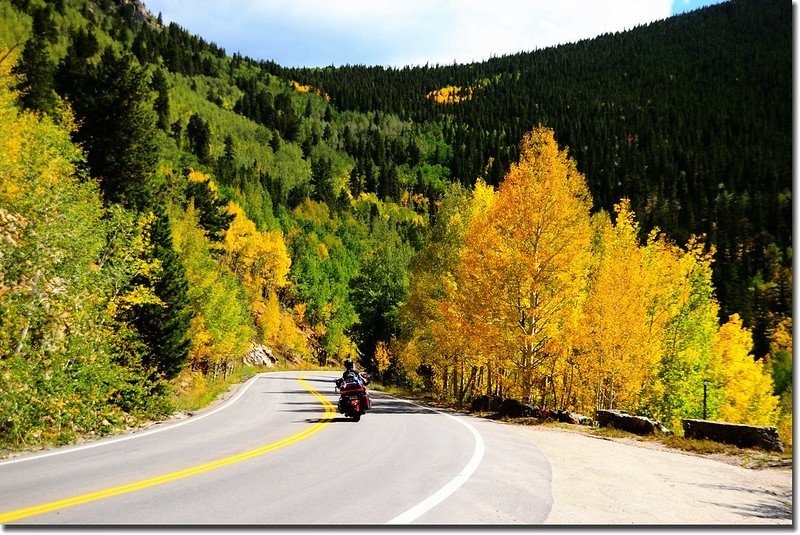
[150,68,170,132]
[57,48,161,211]
[186,113,211,162]
[184,171,234,242]
[131,204,191,380]
[12,35,57,116]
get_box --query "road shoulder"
[510,425,792,525]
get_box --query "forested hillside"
[0,0,790,450]
[282,0,792,361]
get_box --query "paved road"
[0,371,553,525]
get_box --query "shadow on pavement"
[698,483,792,521]
[305,417,362,424]
[284,396,438,417]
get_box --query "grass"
[586,425,793,466]
[170,361,340,413]
[170,365,264,413]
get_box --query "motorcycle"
[334,372,372,422]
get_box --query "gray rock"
[555,409,594,426]
[498,398,537,418]
[682,419,784,452]
[470,395,503,412]
[596,409,671,435]
[243,345,277,367]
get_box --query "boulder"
[470,395,503,413]
[554,409,594,426]
[682,419,784,452]
[244,345,277,367]
[498,398,538,418]
[596,409,671,435]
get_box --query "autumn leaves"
[398,127,780,432]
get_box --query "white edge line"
[0,372,271,467]
[385,397,486,525]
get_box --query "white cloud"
[146,0,673,67]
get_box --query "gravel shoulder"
[509,424,793,525]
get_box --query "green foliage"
[170,203,254,378]
[151,67,170,131]
[284,201,362,360]
[0,66,169,449]
[127,205,191,381]
[184,171,234,242]
[12,33,57,115]
[648,272,722,429]
[56,47,162,211]
[349,215,414,377]
[186,113,211,162]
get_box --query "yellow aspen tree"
[576,200,673,412]
[454,127,593,403]
[436,180,500,399]
[374,341,391,377]
[642,236,724,431]
[222,202,291,298]
[715,314,779,426]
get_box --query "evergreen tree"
[131,205,191,380]
[150,68,170,132]
[72,27,99,60]
[57,48,161,211]
[186,113,211,162]
[185,176,234,242]
[311,157,335,205]
[12,35,57,116]
[55,48,191,382]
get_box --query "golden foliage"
[427,85,478,105]
[290,80,330,101]
[449,127,593,401]
[396,126,779,428]
[375,341,391,375]
[571,200,677,411]
[221,202,291,298]
[715,314,779,426]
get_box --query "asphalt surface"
[0,371,553,525]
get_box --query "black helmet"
[344,359,354,370]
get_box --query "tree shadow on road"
[697,483,792,521]
[294,397,438,415]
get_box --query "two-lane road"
[0,371,553,525]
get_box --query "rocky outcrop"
[131,0,150,21]
[596,409,671,435]
[682,419,784,452]
[243,345,277,367]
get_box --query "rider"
[340,359,371,411]
[342,359,361,382]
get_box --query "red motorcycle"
[335,372,371,422]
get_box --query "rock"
[243,345,277,367]
[498,398,538,418]
[596,409,671,435]
[555,409,594,426]
[470,395,503,412]
[682,419,784,452]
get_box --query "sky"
[143,0,729,68]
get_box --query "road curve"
[0,371,553,525]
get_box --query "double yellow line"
[0,376,335,524]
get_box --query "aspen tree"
[454,128,593,403]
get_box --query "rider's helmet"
[344,359,354,371]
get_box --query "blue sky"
[144,0,729,68]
